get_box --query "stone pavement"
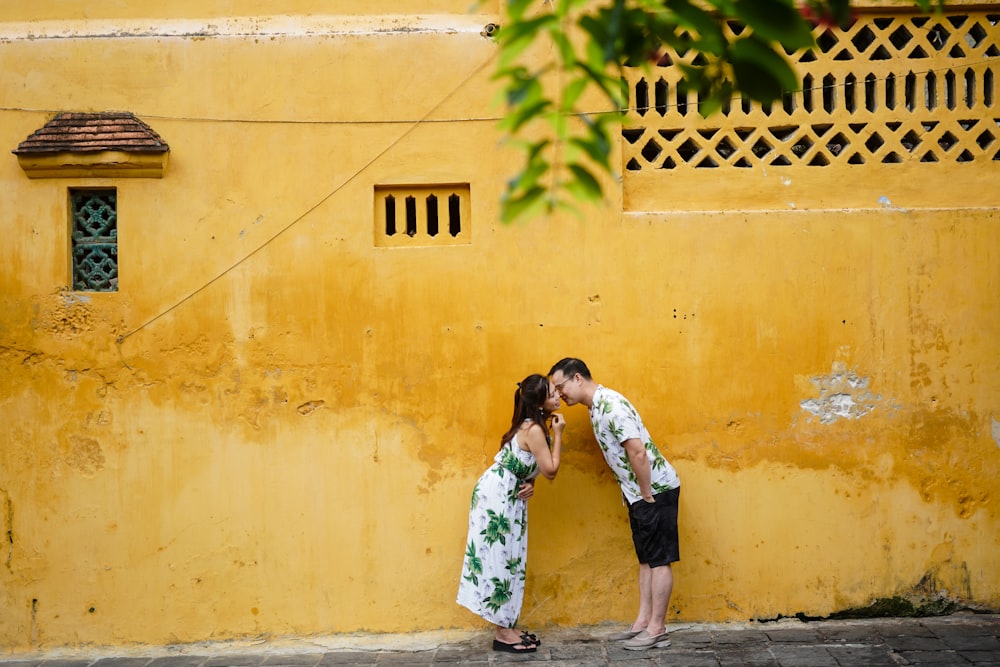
[2,614,999,667]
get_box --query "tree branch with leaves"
[490,0,935,222]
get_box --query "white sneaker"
[622,629,672,650]
[608,627,642,641]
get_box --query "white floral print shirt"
[589,385,680,504]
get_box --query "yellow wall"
[1,1,998,653]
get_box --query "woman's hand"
[516,480,535,501]
[551,412,566,434]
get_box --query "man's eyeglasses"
[554,375,575,392]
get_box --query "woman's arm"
[523,415,564,480]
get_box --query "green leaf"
[697,80,733,117]
[577,59,627,107]
[568,132,611,170]
[697,94,724,118]
[825,0,853,27]
[497,13,559,47]
[524,137,553,161]
[547,110,569,141]
[700,0,737,15]
[505,0,535,21]
[665,0,726,55]
[502,186,548,223]
[565,163,603,202]
[729,35,799,102]
[498,99,552,134]
[501,69,543,107]
[550,30,577,68]
[497,15,560,69]
[515,158,550,192]
[581,22,610,73]
[560,75,589,111]
[732,0,815,51]
[553,0,592,19]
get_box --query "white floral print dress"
[457,431,539,628]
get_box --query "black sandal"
[493,638,537,653]
[520,631,540,646]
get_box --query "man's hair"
[548,357,592,380]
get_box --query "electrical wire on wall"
[111,53,497,370]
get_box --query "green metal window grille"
[71,189,118,292]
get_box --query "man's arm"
[623,437,654,502]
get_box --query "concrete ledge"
[16,151,168,179]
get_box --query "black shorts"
[627,487,680,567]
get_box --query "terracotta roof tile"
[13,112,169,155]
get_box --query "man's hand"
[623,438,654,502]
[517,480,535,501]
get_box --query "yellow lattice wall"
[623,9,1000,211]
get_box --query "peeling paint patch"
[993,416,1000,448]
[35,288,95,336]
[0,15,490,43]
[800,365,881,424]
[65,436,106,476]
[297,400,325,415]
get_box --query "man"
[548,358,680,651]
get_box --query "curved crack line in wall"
[2,488,12,572]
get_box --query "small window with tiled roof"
[13,111,169,178]
[13,112,169,292]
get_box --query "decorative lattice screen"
[71,189,118,291]
[622,10,1000,211]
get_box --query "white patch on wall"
[800,364,881,425]
[992,416,1000,448]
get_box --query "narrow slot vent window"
[71,189,118,292]
[375,184,471,247]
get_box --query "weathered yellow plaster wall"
[1,0,998,653]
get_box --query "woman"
[457,373,564,653]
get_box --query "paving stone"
[874,620,937,638]
[883,635,952,651]
[3,615,999,667]
[145,657,207,667]
[648,650,719,667]
[818,624,883,644]
[957,656,1000,667]
[547,644,605,661]
[373,651,435,665]
[824,644,898,666]
[772,646,839,667]
[91,659,151,667]
[315,653,377,666]
[763,627,825,643]
[604,642,660,662]
[261,656,321,667]
[38,661,94,667]
[202,656,266,667]
[715,647,777,667]
[943,635,1000,651]
[922,616,998,633]
[492,648,552,663]
[709,629,769,646]
[669,631,713,646]
[896,650,972,665]
[425,647,481,663]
